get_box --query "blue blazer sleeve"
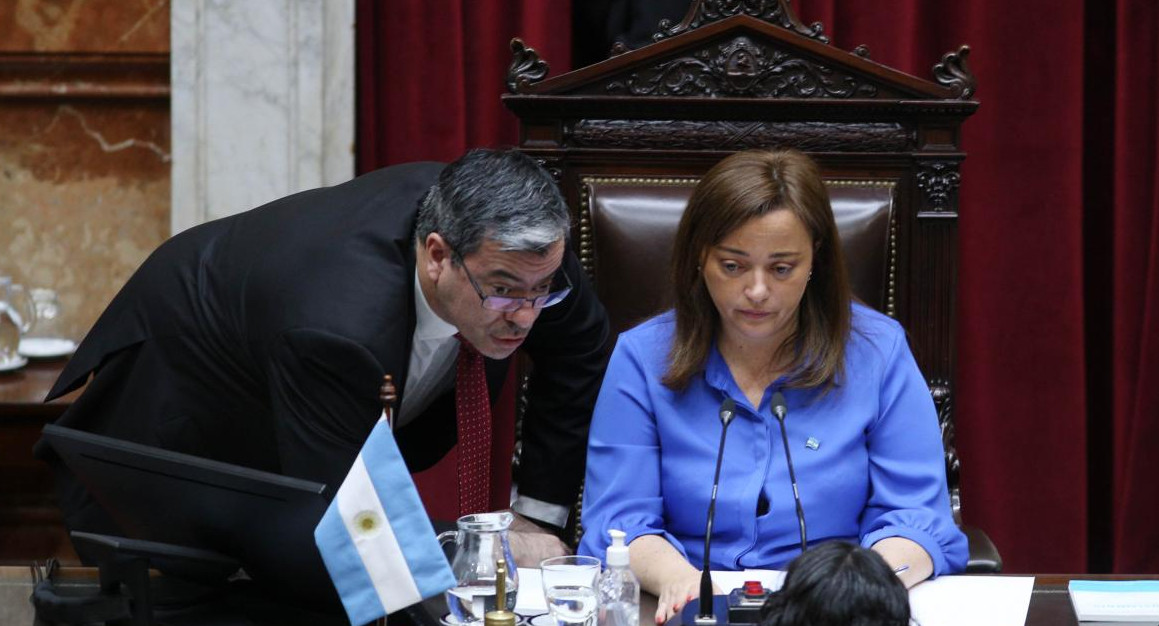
[857,325,969,575]
[577,329,689,563]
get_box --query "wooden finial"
[379,374,397,428]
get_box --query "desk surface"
[0,568,1152,626]
[0,359,75,419]
[1026,574,1157,626]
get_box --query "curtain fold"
[357,0,572,171]
[1110,0,1159,574]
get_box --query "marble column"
[171,0,354,234]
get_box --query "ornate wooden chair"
[504,0,1000,572]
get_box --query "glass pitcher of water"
[438,512,519,624]
[0,277,34,366]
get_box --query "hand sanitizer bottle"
[598,529,640,626]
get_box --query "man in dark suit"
[37,149,609,572]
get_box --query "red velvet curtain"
[794,0,1159,573]
[357,0,1159,573]
[357,0,571,169]
[1109,0,1159,574]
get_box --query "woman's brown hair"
[662,149,852,391]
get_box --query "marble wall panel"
[0,100,170,342]
[0,0,170,343]
[0,0,169,52]
[170,0,354,232]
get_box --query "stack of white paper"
[1069,580,1159,622]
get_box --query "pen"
[893,565,909,576]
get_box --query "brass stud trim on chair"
[579,176,701,285]
[888,215,899,318]
[825,179,898,319]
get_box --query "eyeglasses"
[453,250,572,312]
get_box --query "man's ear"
[423,233,451,282]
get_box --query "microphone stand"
[695,398,736,625]
[771,392,807,554]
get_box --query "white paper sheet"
[907,575,1036,626]
[515,568,1035,626]
[516,568,548,613]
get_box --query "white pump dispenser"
[597,529,639,626]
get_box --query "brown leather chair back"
[584,177,894,337]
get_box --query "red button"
[743,581,765,597]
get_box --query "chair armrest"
[962,524,1003,573]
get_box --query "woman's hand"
[653,571,722,624]
[627,535,723,624]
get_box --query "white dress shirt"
[396,270,459,428]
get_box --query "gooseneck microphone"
[696,397,736,624]
[771,391,807,554]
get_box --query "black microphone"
[697,397,736,624]
[771,391,807,554]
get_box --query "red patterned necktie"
[454,334,492,515]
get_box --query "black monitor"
[41,423,338,608]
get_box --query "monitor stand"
[31,531,240,626]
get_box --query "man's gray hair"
[415,149,570,258]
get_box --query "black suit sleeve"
[266,328,386,497]
[517,251,610,512]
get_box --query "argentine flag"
[315,413,456,625]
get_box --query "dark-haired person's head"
[414,148,569,259]
[760,542,911,626]
[664,148,852,391]
[414,148,572,359]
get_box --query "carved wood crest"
[933,46,976,99]
[569,119,911,152]
[507,39,549,93]
[917,161,962,212]
[930,379,962,520]
[603,34,886,98]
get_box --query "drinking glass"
[26,288,62,339]
[540,555,601,626]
